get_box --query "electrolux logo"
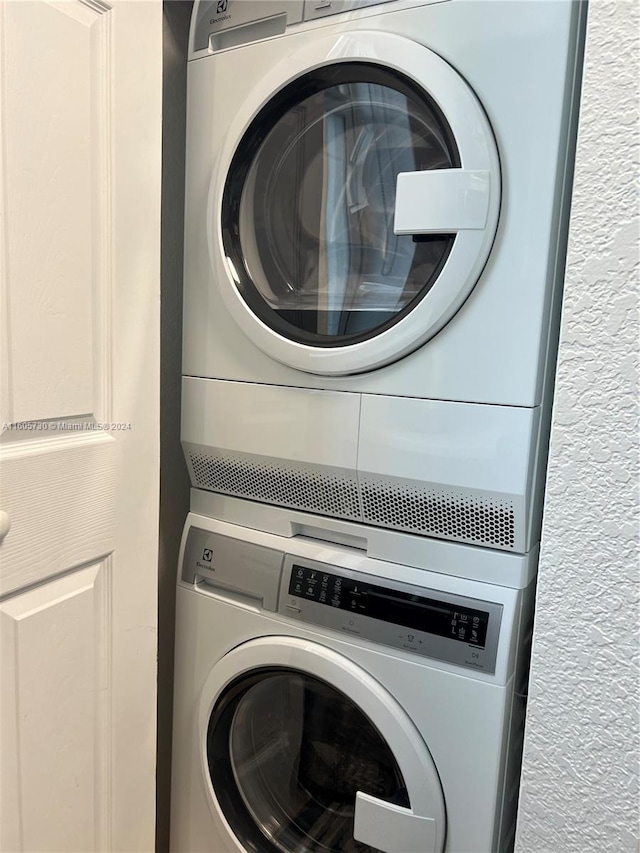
[196,547,214,572]
[210,0,230,25]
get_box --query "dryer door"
[199,637,446,853]
[211,31,500,376]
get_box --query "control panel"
[182,526,504,674]
[279,556,503,673]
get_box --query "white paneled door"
[0,1,161,851]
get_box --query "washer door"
[199,637,446,853]
[210,31,500,376]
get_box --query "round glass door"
[206,668,410,853]
[222,63,459,348]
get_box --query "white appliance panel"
[171,515,534,853]
[183,0,583,406]
[183,377,540,552]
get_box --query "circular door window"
[198,638,446,853]
[207,668,408,852]
[211,33,500,376]
[222,63,458,348]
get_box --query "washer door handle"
[394,168,491,234]
[353,791,438,853]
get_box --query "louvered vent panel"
[188,450,519,550]
[189,450,360,520]
[360,475,516,549]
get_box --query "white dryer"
[181,0,586,555]
[170,514,536,852]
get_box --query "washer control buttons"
[284,562,501,674]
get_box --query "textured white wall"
[514,2,639,852]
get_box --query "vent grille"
[187,449,518,550]
[189,450,360,520]
[361,476,515,549]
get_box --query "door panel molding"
[0,0,115,428]
[0,560,112,852]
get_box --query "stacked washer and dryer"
[171,2,586,851]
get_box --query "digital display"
[288,565,490,647]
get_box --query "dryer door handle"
[393,168,491,235]
[353,791,438,853]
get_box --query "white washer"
[170,514,535,852]
[181,0,586,556]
